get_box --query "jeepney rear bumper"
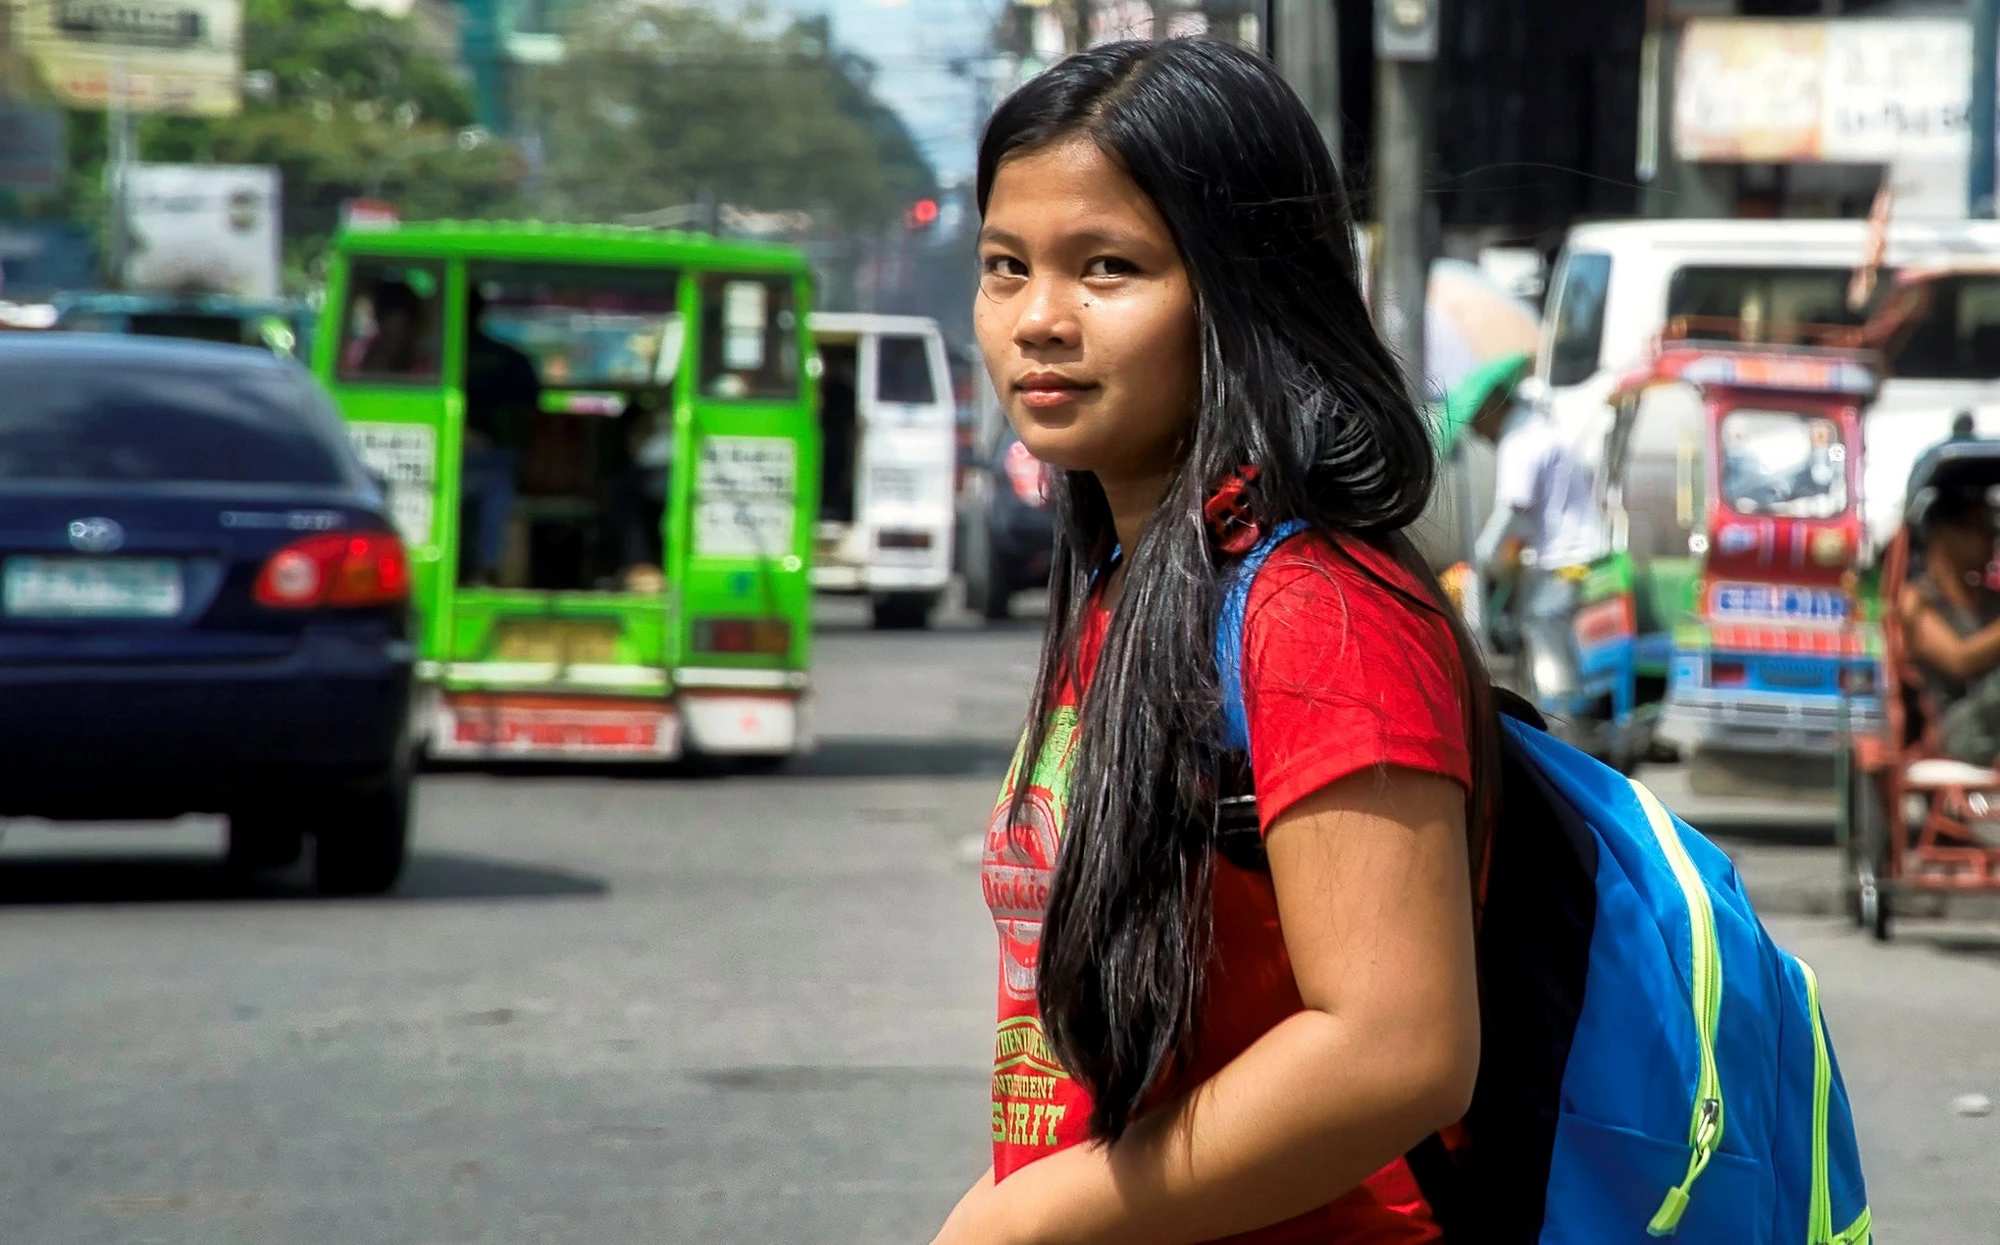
[1660,688,1881,757]
[417,666,812,762]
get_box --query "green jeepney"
[314,222,818,764]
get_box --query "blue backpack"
[1216,523,1871,1244]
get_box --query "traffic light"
[905,197,939,230]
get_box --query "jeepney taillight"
[692,618,792,655]
[1710,660,1748,688]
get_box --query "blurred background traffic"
[2,0,2000,1241]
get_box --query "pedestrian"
[935,39,1494,1245]
[1468,371,1602,705]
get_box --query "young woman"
[934,39,1495,1245]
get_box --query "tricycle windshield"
[1719,408,1848,519]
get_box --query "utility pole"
[106,53,136,290]
[1372,0,1438,402]
[1973,0,1998,217]
[1273,0,1339,159]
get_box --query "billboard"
[1675,18,1971,163]
[121,164,281,298]
[19,0,243,117]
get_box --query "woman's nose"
[1013,278,1081,351]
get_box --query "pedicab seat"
[1903,757,2000,789]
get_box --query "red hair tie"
[1204,466,1262,555]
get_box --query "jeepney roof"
[1613,342,1880,404]
[52,290,305,316]
[330,220,810,273]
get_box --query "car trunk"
[0,483,374,665]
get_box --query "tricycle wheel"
[1860,874,1892,942]
[1850,769,1893,941]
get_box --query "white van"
[809,313,957,629]
[1538,220,2000,549]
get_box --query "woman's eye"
[981,255,1027,280]
[1084,257,1137,278]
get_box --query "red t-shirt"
[980,532,1473,1244]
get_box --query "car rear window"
[0,361,347,485]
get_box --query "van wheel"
[312,771,412,896]
[225,806,304,872]
[870,592,935,631]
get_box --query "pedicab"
[1629,333,1885,795]
[1842,438,2000,941]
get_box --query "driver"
[1903,484,2000,766]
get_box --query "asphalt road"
[0,595,1994,1243]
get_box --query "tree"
[523,4,937,231]
[59,0,522,286]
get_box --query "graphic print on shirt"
[982,704,1084,1161]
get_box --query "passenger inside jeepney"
[1902,484,2000,766]
[610,406,672,593]
[459,287,540,587]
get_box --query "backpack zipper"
[1799,958,1872,1245]
[1800,957,1833,1244]
[1630,781,1725,1237]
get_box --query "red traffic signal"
[905,197,939,229]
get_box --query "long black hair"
[979,38,1498,1141]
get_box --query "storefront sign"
[1675,18,1970,163]
[18,0,243,117]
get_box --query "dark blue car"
[0,336,414,893]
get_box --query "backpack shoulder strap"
[1216,519,1311,754]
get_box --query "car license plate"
[2,557,183,618]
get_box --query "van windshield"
[1667,266,1865,344]
[1719,409,1848,519]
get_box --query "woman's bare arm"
[1903,586,2000,683]
[933,766,1478,1245]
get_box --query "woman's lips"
[1015,375,1094,409]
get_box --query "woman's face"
[975,138,1201,488]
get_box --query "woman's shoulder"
[1247,529,1440,619]
[1239,527,1465,683]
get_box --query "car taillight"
[692,618,792,655]
[255,532,410,608]
[1710,660,1747,688]
[1003,440,1051,507]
